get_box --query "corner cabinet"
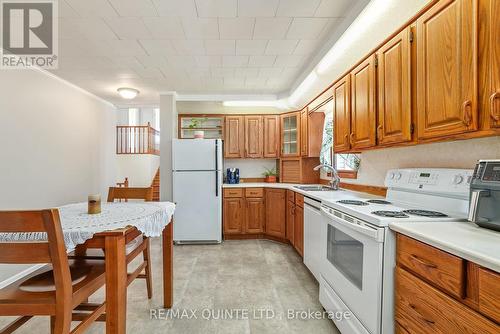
[377,27,413,145]
[224,116,244,158]
[244,116,263,158]
[416,0,478,139]
[280,112,300,157]
[301,109,325,157]
[350,54,377,150]
[265,189,286,239]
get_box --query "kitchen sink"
[294,185,339,192]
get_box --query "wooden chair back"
[107,187,153,202]
[0,209,72,315]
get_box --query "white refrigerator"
[172,139,223,243]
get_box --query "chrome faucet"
[313,164,341,190]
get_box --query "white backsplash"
[332,136,500,187]
[224,159,277,179]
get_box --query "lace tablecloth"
[0,202,175,250]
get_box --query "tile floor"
[0,239,340,334]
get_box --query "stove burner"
[403,209,448,218]
[372,211,409,218]
[366,199,392,205]
[337,200,369,206]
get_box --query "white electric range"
[318,168,473,334]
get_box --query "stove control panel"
[385,168,473,194]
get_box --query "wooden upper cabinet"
[301,108,325,157]
[300,108,308,156]
[244,116,263,158]
[265,189,286,239]
[377,27,413,145]
[280,112,300,157]
[416,0,478,139]
[485,0,500,128]
[263,115,280,158]
[245,197,265,234]
[224,116,244,158]
[350,54,377,150]
[333,74,351,152]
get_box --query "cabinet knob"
[490,92,500,122]
[377,124,383,138]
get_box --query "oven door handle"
[321,207,384,242]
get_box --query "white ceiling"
[49,0,365,106]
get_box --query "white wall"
[160,93,177,202]
[0,68,116,284]
[335,137,500,187]
[116,155,160,187]
[224,159,278,179]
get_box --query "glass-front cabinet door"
[280,112,300,157]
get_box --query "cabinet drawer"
[395,267,499,334]
[478,268,500,323]
[286,190,295,203]
[245,188,264,198]
[295,193,304,207]
[223,188,243,198]
[397,234,465,299]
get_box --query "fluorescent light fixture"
[288,72,318,107]
[223,100,279,108]
[317,0,393,74]
[117,87,139,99]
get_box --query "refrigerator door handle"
[215,140,219,197]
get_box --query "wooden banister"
[116,124,159,155]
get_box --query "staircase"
[151,168,160,201]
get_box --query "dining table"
[57,201,176,334]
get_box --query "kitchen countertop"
[390,221,500,273]
[222,182,381,205]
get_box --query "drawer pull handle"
[462,100,472,126]
[410,254,437,269]
[490,92,500,121]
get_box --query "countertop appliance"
[172,139,222,243]
[226,168,240,184]
[469,160,500,231]
[303,196,323,281]
[319,168,473,334]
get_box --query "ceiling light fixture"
[117,87,140,100]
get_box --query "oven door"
[320,206,385,334]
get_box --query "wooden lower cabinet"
[265,189,286,238]
[396,234,500,333]
[286,196,295,244]
[223,197,244,234]
[395,267,499,334]
[245,198,265,234]
[294,205,303,257]
[223,187,304,256]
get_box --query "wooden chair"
[0,209,106,334]
[107,187,154,299]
